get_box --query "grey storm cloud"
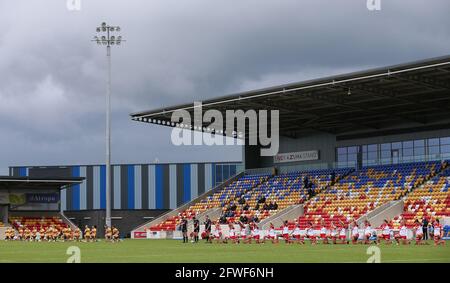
[0,0,449,174]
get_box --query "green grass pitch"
[0,240,449,263]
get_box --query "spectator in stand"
[242,202,249,211]
[263,202,269,211]
[238,197,246,205]
[219,214,227,224]
[308,187,314,198]
[258,195,266,204]
[273,201,278,210]
[303,176,309,188]
[254,203,260,211]
[239,215,248,224]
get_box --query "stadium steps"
[354,162,446,228]
[296,161,445,229]
[358,161,449,229]
[381,161,450,228]
[59,212,78,230]
[130,171,245,238]
[259,203,304,230]
[354,161,447,227]
[0,227,8,240]
[356,199,404,228]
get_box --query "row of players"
[4,225,120,242]
[190,219,446,246]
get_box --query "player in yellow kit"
[54,226,61,241]
[84,225,91,242]
[46,226,54,241]
[73,227,81,241]
[64,227,72,241]
[18,226,24,241]
[39,227,45,241]
[5,227,14,240]
[24,227,31,241]
[112,226,120,242]
[31,227,37,241]
[105,226,112,241]
[91,226,97,242]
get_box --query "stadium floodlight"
[92,22,125,229]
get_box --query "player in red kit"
[378,219,392,245]
[433,219,445,246]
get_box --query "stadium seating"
[223,168,352,223]
[148,161,447,232]
[9,216,68,231]
[149,174,271,231]
[387,164,450,228]
[298,161,443,229]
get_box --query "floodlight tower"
[93,22,124,228]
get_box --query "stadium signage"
[273,150,319,163]
[26,193,59,203]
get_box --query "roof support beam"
[352,83,450,117]
[392,73,450,90]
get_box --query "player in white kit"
[306,222,317,245]
[378,219,392,245]
[320,220,329,244]
[433,219,445,246]
[351,221,360,244]
[213,222,224,243]
[394,220,410,245]
[413,219,424,245]
[264,223,278,244]
[338,222,348,244]
[280,221,291,244]
[292,222,304,244]
[251,223,261,244]
[363,220,373,245]
[226,223,238,244]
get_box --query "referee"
[204,215,212,243]
[180,217,188,243]
[193,216,200,243]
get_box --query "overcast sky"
[0,0,449,174]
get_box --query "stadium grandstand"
[4,55,450,241]
[129,55,450,239]
[0,176,83,240]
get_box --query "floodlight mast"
[92,22,124,229]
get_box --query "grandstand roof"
[130,55,450,139]
[0,176,84,191]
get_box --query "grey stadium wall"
[245,128,450,171]
[9,162,242,211]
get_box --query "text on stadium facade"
[273,150,319,163]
